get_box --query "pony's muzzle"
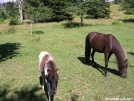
[121,74,127,78]
[52,87,57,95]
[53,91,57,95]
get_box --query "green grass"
[0,4,134,101]
[0,21,134,101]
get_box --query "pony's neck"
[112,41,126,69]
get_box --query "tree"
[75,2,86,26]
[121,0,134,14]
[114,0,124,4]
[5,1,18,18]
[24,0,53,23]
[84,1,110,19]
[23,0,73,22]
[0,9,6,22]
[69,0,110,26]
[46,0,73,21]
[17,0,23,23]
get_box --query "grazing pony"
[39,51,58,100]
[85,32,128,78]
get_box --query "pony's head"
[47,68,59,95]
[120,59,128,78]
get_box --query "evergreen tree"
[121,0,134,14]
[24,0,53,22]
[24,0,73,22]
[0,9,6,22]
[5,1,18,18]
[47,0,73,21]
[84,1,110,19]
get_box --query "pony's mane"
[111,35,127,58]
[110,34,127,69]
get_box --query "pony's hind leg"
[85,46,91,64]
[91,49,95,65]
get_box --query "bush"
[9,18,21,25]
[121,0,134,15]
[112,20,122,25]
[0,9,6,23]
[84,1,110,19]
[0,18,4,23]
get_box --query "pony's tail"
[85,35,91,64]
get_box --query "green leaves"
[24,0,53,22]
[0,9,6,23]
[121,0,134,14]
[24,0,73,22]
[84,1,110,19]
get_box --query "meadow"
[0,5,134,101]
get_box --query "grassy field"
[0,4,134,101]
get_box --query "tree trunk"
[30,21,32,35]
[80,14,83,26]
[18,0,23,23]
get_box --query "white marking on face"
[44,64,48,75]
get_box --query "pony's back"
[39,51,53,73]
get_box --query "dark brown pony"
[39,51,58,100]
[85,32,128,78]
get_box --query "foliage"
[24,0,73,22]
[112,20,123,25]
[84,1,110,19]
[46,0,74,21]
[121,0,134,14]
[9,18,20,25]
[114,0,123,4]
[24,0,53,22]
[5,2,18,18]
[0,9,6,23]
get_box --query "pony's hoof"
[106,75,109,78]
[41,85,44,90]
[105,73,109,78]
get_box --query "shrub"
[0,9,6,23]
[9,18,20,25]
[84,1,110,19]
[112,20,122,25]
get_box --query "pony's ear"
[125,59,128,66]
[125,59,128,63]
[56,68,59,73]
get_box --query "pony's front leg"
[104,52,109,78]
[41,72,45,90]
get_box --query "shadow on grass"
[32,31,44,34]
[0,85,47,101]
[121,18,134,23]
[0,43,21,62]
[128,52,134,56]
[78,57,120,77]
[62,21,93,28]
[70,93,79,101]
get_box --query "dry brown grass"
[110,4,126,19]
